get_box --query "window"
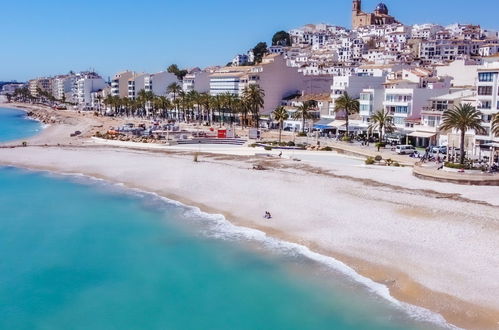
[359,93,372,101]
[393,117,405,125]
[360,104,372,113]
[479,101,492,109]
[478,86,493,95]
[478,72,495,82]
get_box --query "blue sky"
[1,0,498,81]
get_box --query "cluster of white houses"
[13,0,498,157]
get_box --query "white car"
[396,145,416,155]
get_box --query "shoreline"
[1,104,498,329]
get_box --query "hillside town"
[3,0,499,171]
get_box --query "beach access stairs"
[175,138,247,146]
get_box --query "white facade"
[359,88,385,124]
[436,59,482,87]
[52,75,75,101]
[475,66,499,143]
[383,81,449,131]
[73,72,107,109]
[329,74,387,117]
[183,69,212,93]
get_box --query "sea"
[0,107,43,142]
[0,107,451,330]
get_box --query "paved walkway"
[294,136,419,166]
[413,163,499,186]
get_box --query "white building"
[436,59,482,87]
[475,65,499,144]
[329,74,387,118]
[183,68,213,93]
[72,72,107,110]
[479,44,499,57]
[52,75,75,101]
[383,79,450,132]
[411,89,476,146]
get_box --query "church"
[352,1,399,29]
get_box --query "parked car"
[396,145,416,155]
[431,146,447,154]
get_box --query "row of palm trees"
[101,83,265,128]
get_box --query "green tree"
[167,64,188,81]
[252,42,268,64]
[242,84,265,128]
[334,92,360,139]
[293,100,316,134]
[440,103,485,165]
[492,113,499,137]
[368,109,394,143]
[167,83,182,120]
[199,93,213,125]
[273,106,289,143]
[272,31,291,46]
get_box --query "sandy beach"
[1,104,499,329]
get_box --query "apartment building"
[383,79,450,132]
[210,54,306,114]
[28,78,52,97]
[183,68,212,93]
[411,89,475,146]
[111,71,135,97]
[475,66,499,144]
[72,72,107,110]
[329,74,387,118]
[52,75,75,101]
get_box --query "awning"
[328,120,346,128]
[313,119,334,130]
[408,131,436,138]
[482,142,499,148]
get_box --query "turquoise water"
[0,109,448,329]
[0,107,42,142]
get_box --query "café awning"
[313,119,334,130]
[408,131,436,138]
[328,120,346,128]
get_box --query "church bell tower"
[352,0,361,13]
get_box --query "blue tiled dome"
[375,3,389,15]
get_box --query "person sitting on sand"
[264,211,272,219]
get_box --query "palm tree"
[273,106,289,143]
[242,84,265,128]
[368,109,395,143]
[334,92,360,139]
[292,100,316,134]
[212,94,224,126]
[492,113,499,137]
[440,103,485,165]
[187,90,201,123]
[167,82,182,120]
